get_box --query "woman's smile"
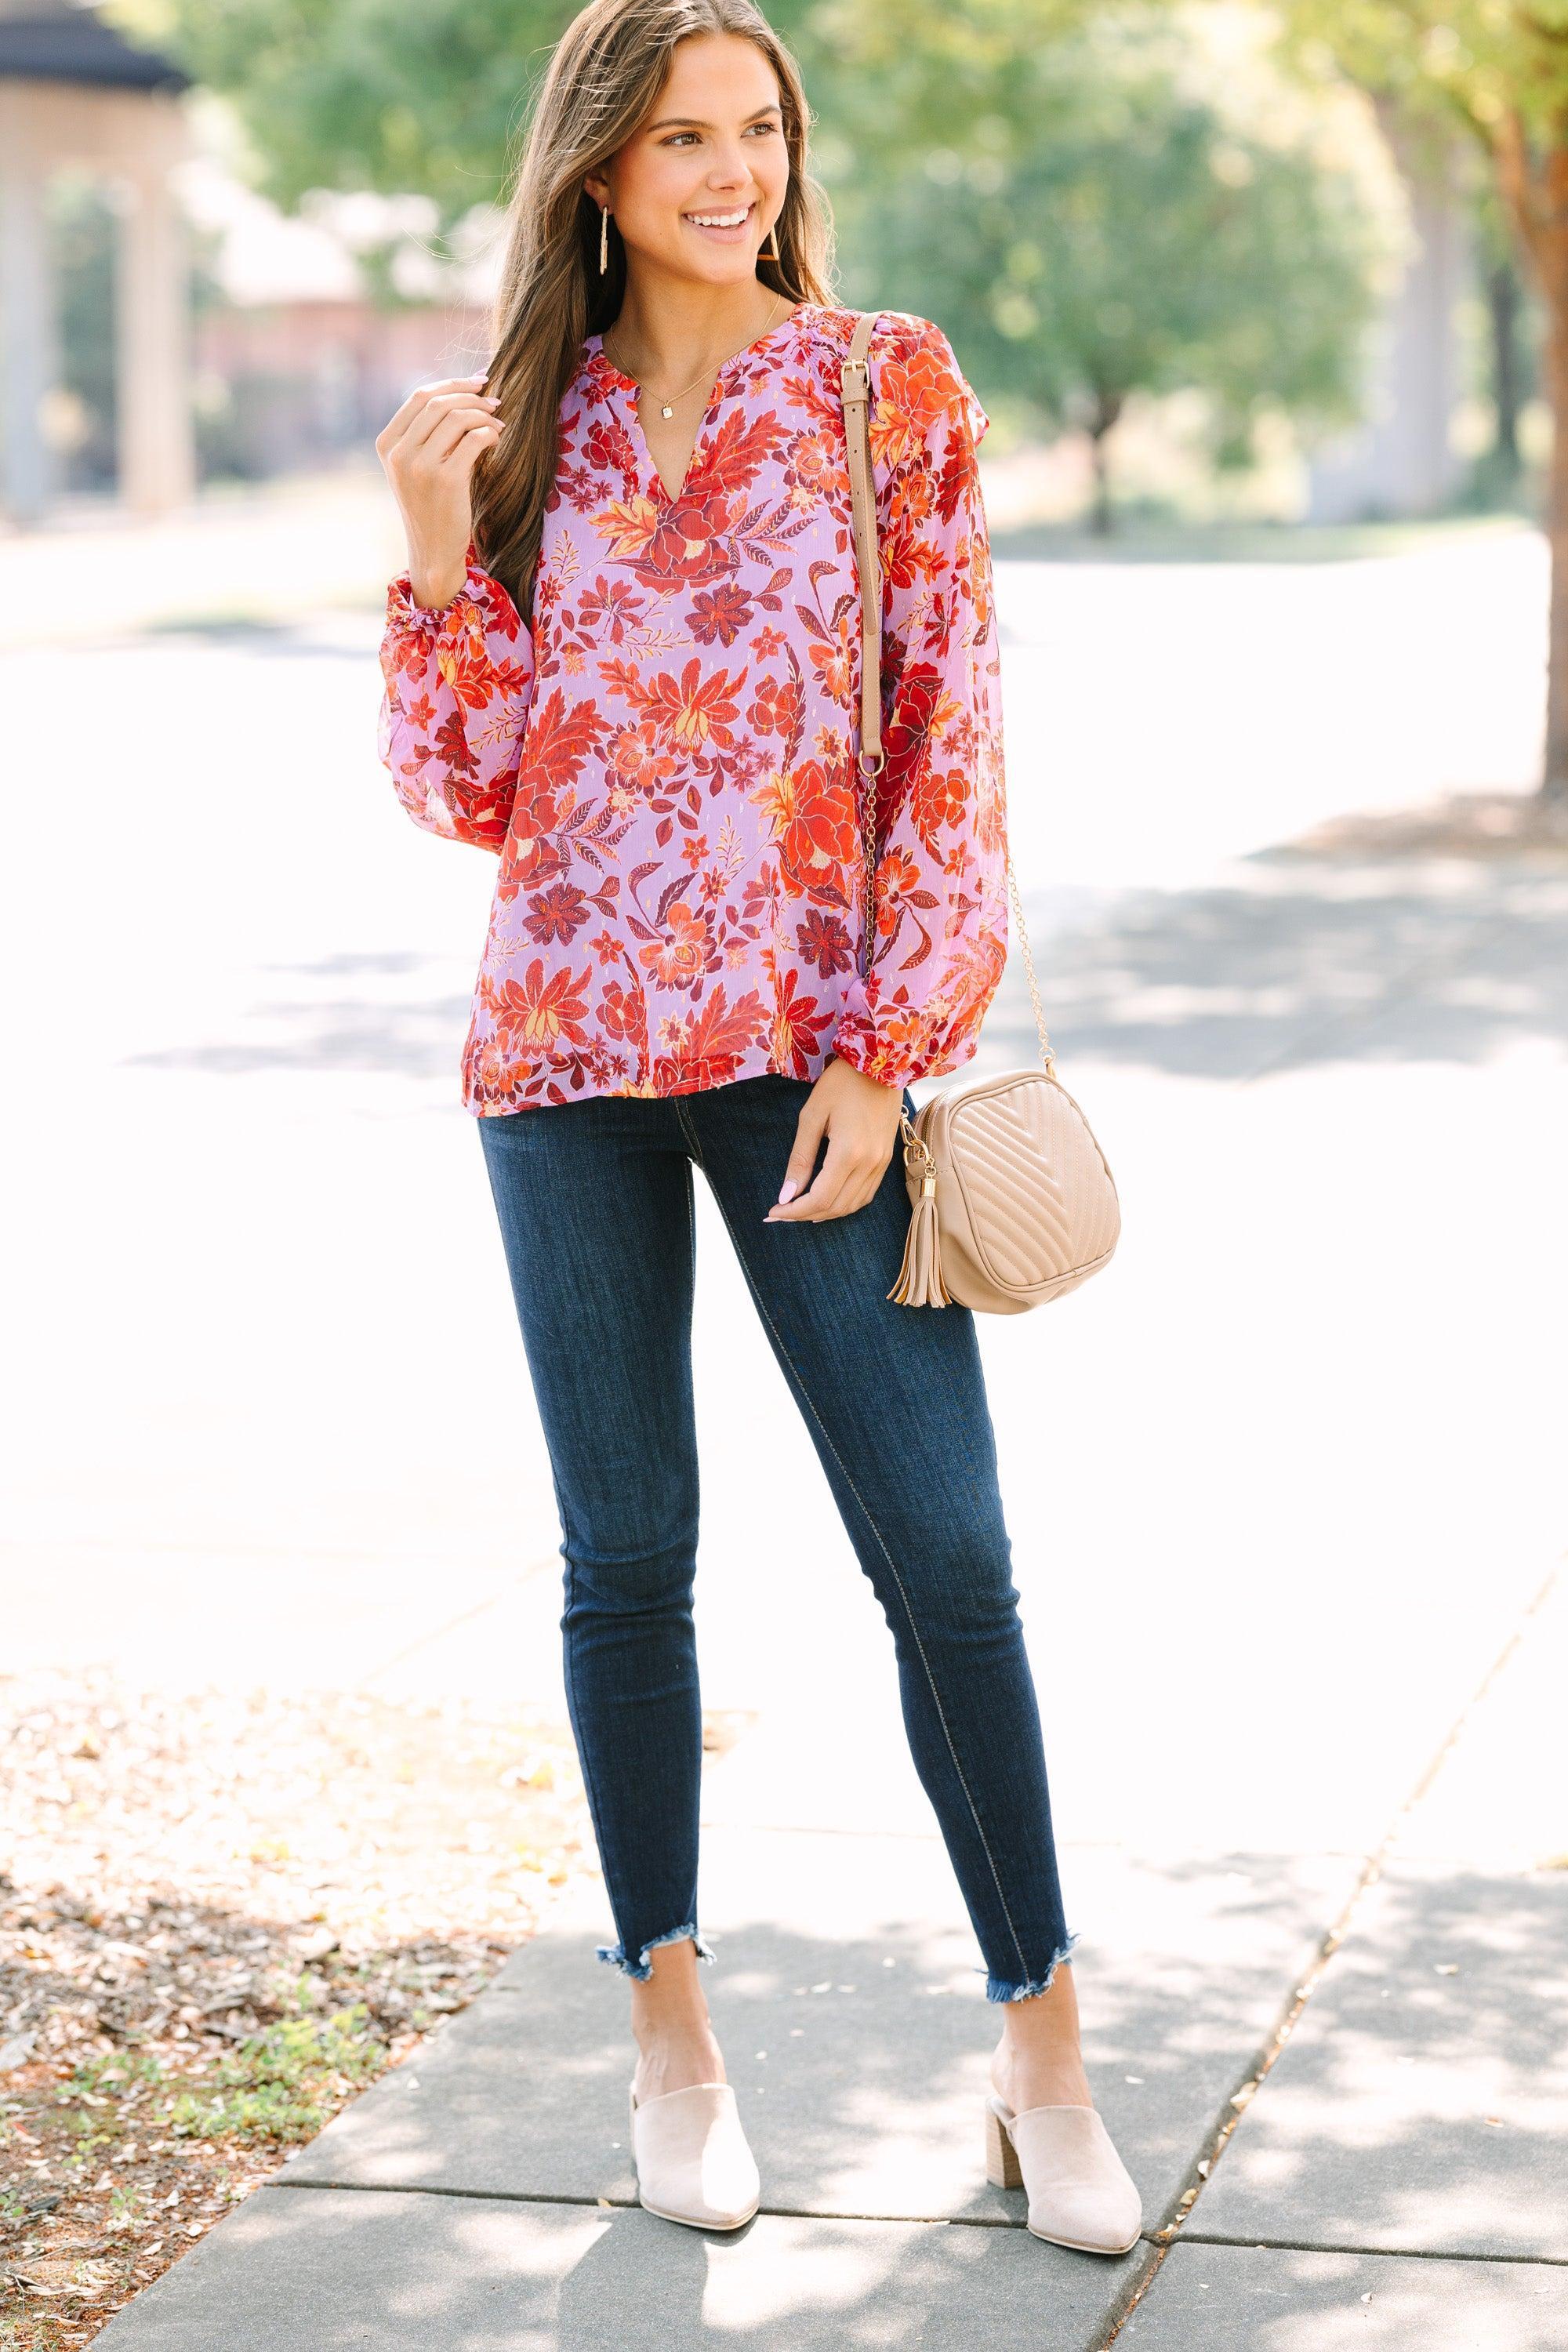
[682,198,757,244]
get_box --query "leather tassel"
[887,1175,950,1306]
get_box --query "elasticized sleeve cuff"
[830,1018,983,1097]
[385,549,524,641]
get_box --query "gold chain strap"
[855,742,883,985]
[858,760,1054,1170]
[851,670,1054,1092]
[1006,854,1056,1075]
[855,747,927,1165]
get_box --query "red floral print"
[377,303,1009,1112]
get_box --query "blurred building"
[179,170,498,482]
[0,1,498,522]
[0,0,192,520]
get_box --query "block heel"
[985,2099,1024,2189]
[984,2095,1142,2257]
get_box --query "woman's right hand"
[375,374,506,612]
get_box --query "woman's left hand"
[764,1058,905,1224]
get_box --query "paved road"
[4,521,1565,2347]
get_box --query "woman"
[375,0,1139,2260]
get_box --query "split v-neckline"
[588,301,815,506]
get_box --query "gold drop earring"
[600,203,610,274]
[759,211,781,260]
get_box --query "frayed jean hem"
[596,1921,717,1984]
[983,1932,1079,2004]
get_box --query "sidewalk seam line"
[1175,2231,1568,2269]
[1094,1555,1566,2348]
[268,2177,1166,2238]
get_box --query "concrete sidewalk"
[89,1574,1568,2350]
[5,536,1566,2346]
[85,848,1568,2345]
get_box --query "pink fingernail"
[778,1179,798,1203]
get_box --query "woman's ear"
[583,171,609,212]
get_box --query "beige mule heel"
[629,2082,760,2231]
[985,2096,1142,2256]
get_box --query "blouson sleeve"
[830,316,1009,1092]
[377,548,535,853]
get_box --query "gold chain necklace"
[604,293,789,419]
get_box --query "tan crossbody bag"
[839,310,1121,1313]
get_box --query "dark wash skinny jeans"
[477,1071,1074,2002]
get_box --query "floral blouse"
[377,300,1009,1115]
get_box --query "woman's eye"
[662,124,778,147]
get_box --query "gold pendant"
[660,404,673,419]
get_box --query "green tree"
[114,0,1382,530]
[111,0,566,216]
[1276,2,1568,800]
[111,0,1086,213]
[49,175,120,491]
[826,13,1388,528]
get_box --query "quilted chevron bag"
[839,309,1121,1313]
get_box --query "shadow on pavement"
[1189,1862,1568,2262]
[125,851,1568,1087]
[986,853,1568,1081]
[278,1842,1356,2239]
[96,2176,1149,2350]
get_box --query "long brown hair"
[470,0,837,622]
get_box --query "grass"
[1,1673,590,2348]
[163,2005,383,2143]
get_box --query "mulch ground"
[0,1671,590,2348]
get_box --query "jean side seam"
[558,1548,622,1964]
[987,1933,1080,2003]
[705,1189,1034,1987]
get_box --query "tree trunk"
[1542,282,1568,804]
[1494,116,1568,804]
[1485,256,1524,474]
[1088,430,1112,535]
[1087,389,1123,537]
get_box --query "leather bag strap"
[840,309,883,766]
[837,312,1055,1075]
